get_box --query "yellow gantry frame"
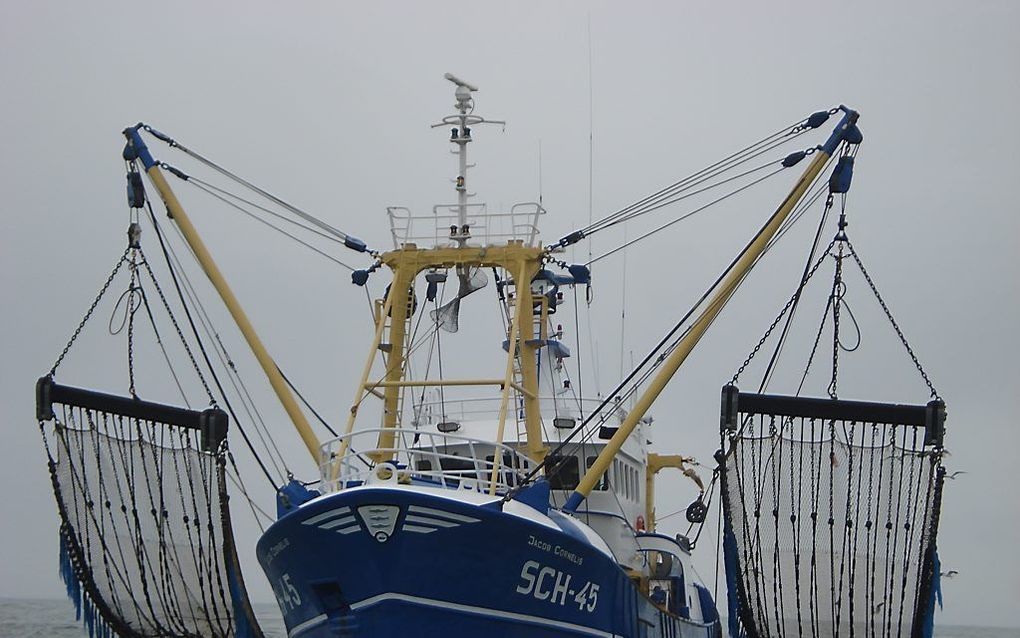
[340,242,549,471]
[564,114,856,511]
[142,166,322,461]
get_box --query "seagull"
[945,471,967,480]
[940,570,959,579]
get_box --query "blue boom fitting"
[820,107,860,156]
[122,125,157,171]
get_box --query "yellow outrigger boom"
[124,128,322,462]
[562,107,859,512]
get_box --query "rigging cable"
[182,176,357,271]
[140,186,281,487]
[591,151,791,234]
[277,367,339,437]
[513,143,843,492]
[160,219,291,479]
[582,120,803,235]
[140,125,371,253]
[513,192,798,490]
[588,165,787,265]
[184,175,350,248]
[577,110,834,239]
[581,154,836,449]
[754,146,856,394]
[754,190,838,395]
[161,161,378,320]
[135,282,192,407]
[596,152,838,432]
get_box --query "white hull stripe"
[288,613,328,638]
[320,515,357,530]
[350,592,621,638]
[404,514,459,528]
[407,505,480,523]
[301,507,351,526]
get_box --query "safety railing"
[387,202,545,249]
[318,427,538,495]
[410,396,608,429]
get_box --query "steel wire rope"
[614,182,832,418]
[591,136,805,234]
[183,174,350,248]
[587,166,787,266]
[348,302,446,416]
[571,285,592,521]
[141,196,282,487]
[224,464,273,528]
[157,217,311,453]
[159,220,290,481]
[399,277,431,434]
[182,177,357,271]
[566,187,829,478]
[345,280,455,431]
[510,163,825,494]
[135,283,192,407]
[142,127,364,248]
[166,163,378,324]
[435,285,448,421]
[410,298,441,434]
[276,367,339,438]
[752,187,838,396]
[581,115,815,236]
[708,150,840,444]
[525,148,840,512]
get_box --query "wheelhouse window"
[585,456,607,490]
[485,453,520,486]
[546,455,580,490]
[439,457,477,473]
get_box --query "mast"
[123,128,322,462]
[447,73,474,244]
[345,76,545,467]
[563,107,860,512]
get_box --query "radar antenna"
[432,73,504,246]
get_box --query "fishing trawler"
[35,73,947,638]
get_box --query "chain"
[828,243,845,399]
[127,249,140,397]
[730,238,837,384]
[845,241,941,400]
[865,424,877,533]
[137,251,216,403]
[826,418,837,619]
[49,248,132,376]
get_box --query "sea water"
[0,598,287,637]
[0,597,1016,638]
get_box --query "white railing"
[387,202,545,249]
[411,396,609,429]
[318,427,538,495]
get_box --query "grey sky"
[1,0,1017,629]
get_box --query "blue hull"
[257,486,719,638]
